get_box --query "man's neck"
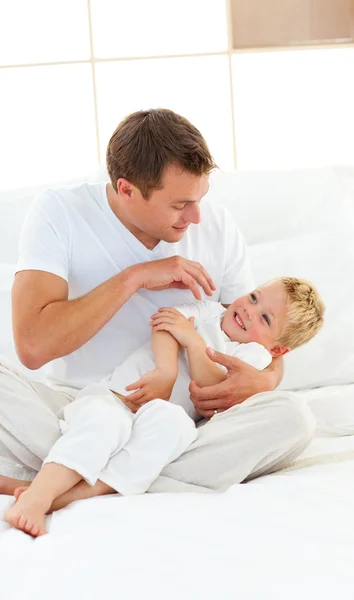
[106,183,160,250]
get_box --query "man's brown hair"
[106,108,216,198]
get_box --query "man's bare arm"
[13,256,216,370]
[12,268,139,369]
[12,256,216,370]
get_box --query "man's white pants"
[43,384,198,495]
[0,358,315,493]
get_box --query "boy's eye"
[250,293,257,303]
[263,314,271,327]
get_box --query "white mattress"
[1,431,354,600]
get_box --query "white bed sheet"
[1,432,354,600]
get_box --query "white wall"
[0,0,353,189]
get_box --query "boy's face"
[221,281,290,357]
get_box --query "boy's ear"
[270,345,290,358]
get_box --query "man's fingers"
[186,260,216,293]
[179,272,202,300]
[125,378,144,391]
[206,347,244,371]
[193,399,225,411]
[124,389,145,404]
[199,409,224,419]
[189,379,227,401]
[184,265,214,297]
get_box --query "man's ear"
[117,178,134,203]
[270,345,290,358]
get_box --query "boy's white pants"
[0,358,315,492]
[43,384,198,495]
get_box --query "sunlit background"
[0,0,353,188]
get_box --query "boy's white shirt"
[109,300,272,422]
[16,182,254,392]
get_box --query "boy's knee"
[142,400,196,435]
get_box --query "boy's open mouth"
[234,312,246,330]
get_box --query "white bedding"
[1,166,354,599]
[1,430,354,600]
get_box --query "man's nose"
[188,203,201,225]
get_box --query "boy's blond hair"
[276,277,325,350]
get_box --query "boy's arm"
[151,328,179,381]
[149,307,226,389]
[186,336,226,388]
[123,328,179,406]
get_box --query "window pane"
[230,0,353,49]
[232,48,354,169]
[91,0,228,58]
[0,0,90,65]
[95,56,234,171]
[0,65,98,188]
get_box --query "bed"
[1,166,354,599]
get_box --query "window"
[0,0,353,188]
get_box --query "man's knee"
[226,390,315,446]
[275,392,315,446]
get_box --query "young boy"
[5,277,325,536]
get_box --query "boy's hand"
[150,308,199,348]
[124,368,177,408]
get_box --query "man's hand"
[150,308,199,347]
[123,367,177,409]
[189,348,278,419]
[131,256,216,301]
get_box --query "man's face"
[221,281,289,355]
[125,165,209,244]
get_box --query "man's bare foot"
[4,489,50,537]
[49,479,116,513]
[14,486,28,500]
[0,475,30,496]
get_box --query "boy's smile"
[222,281,290,357]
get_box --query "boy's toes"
[30,524,39,536]
[18,515,28,531]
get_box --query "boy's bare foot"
[14,480,116,515]
[0,475,30,496]
[4,489,49,537]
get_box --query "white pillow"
[249,227,354,390]
[297,385,354,437]
[208,167,349,245]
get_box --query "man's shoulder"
[183,199,238,247]
[200,198,230,222]
[34,182,104,210]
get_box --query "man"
[0,109,314,498]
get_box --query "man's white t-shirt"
[109,301,272,422]
[16,182,254,391]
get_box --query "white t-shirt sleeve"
[173,300,224,328]
[219,206,254,305]
[16,191,70,281]
[228,342,272,370]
